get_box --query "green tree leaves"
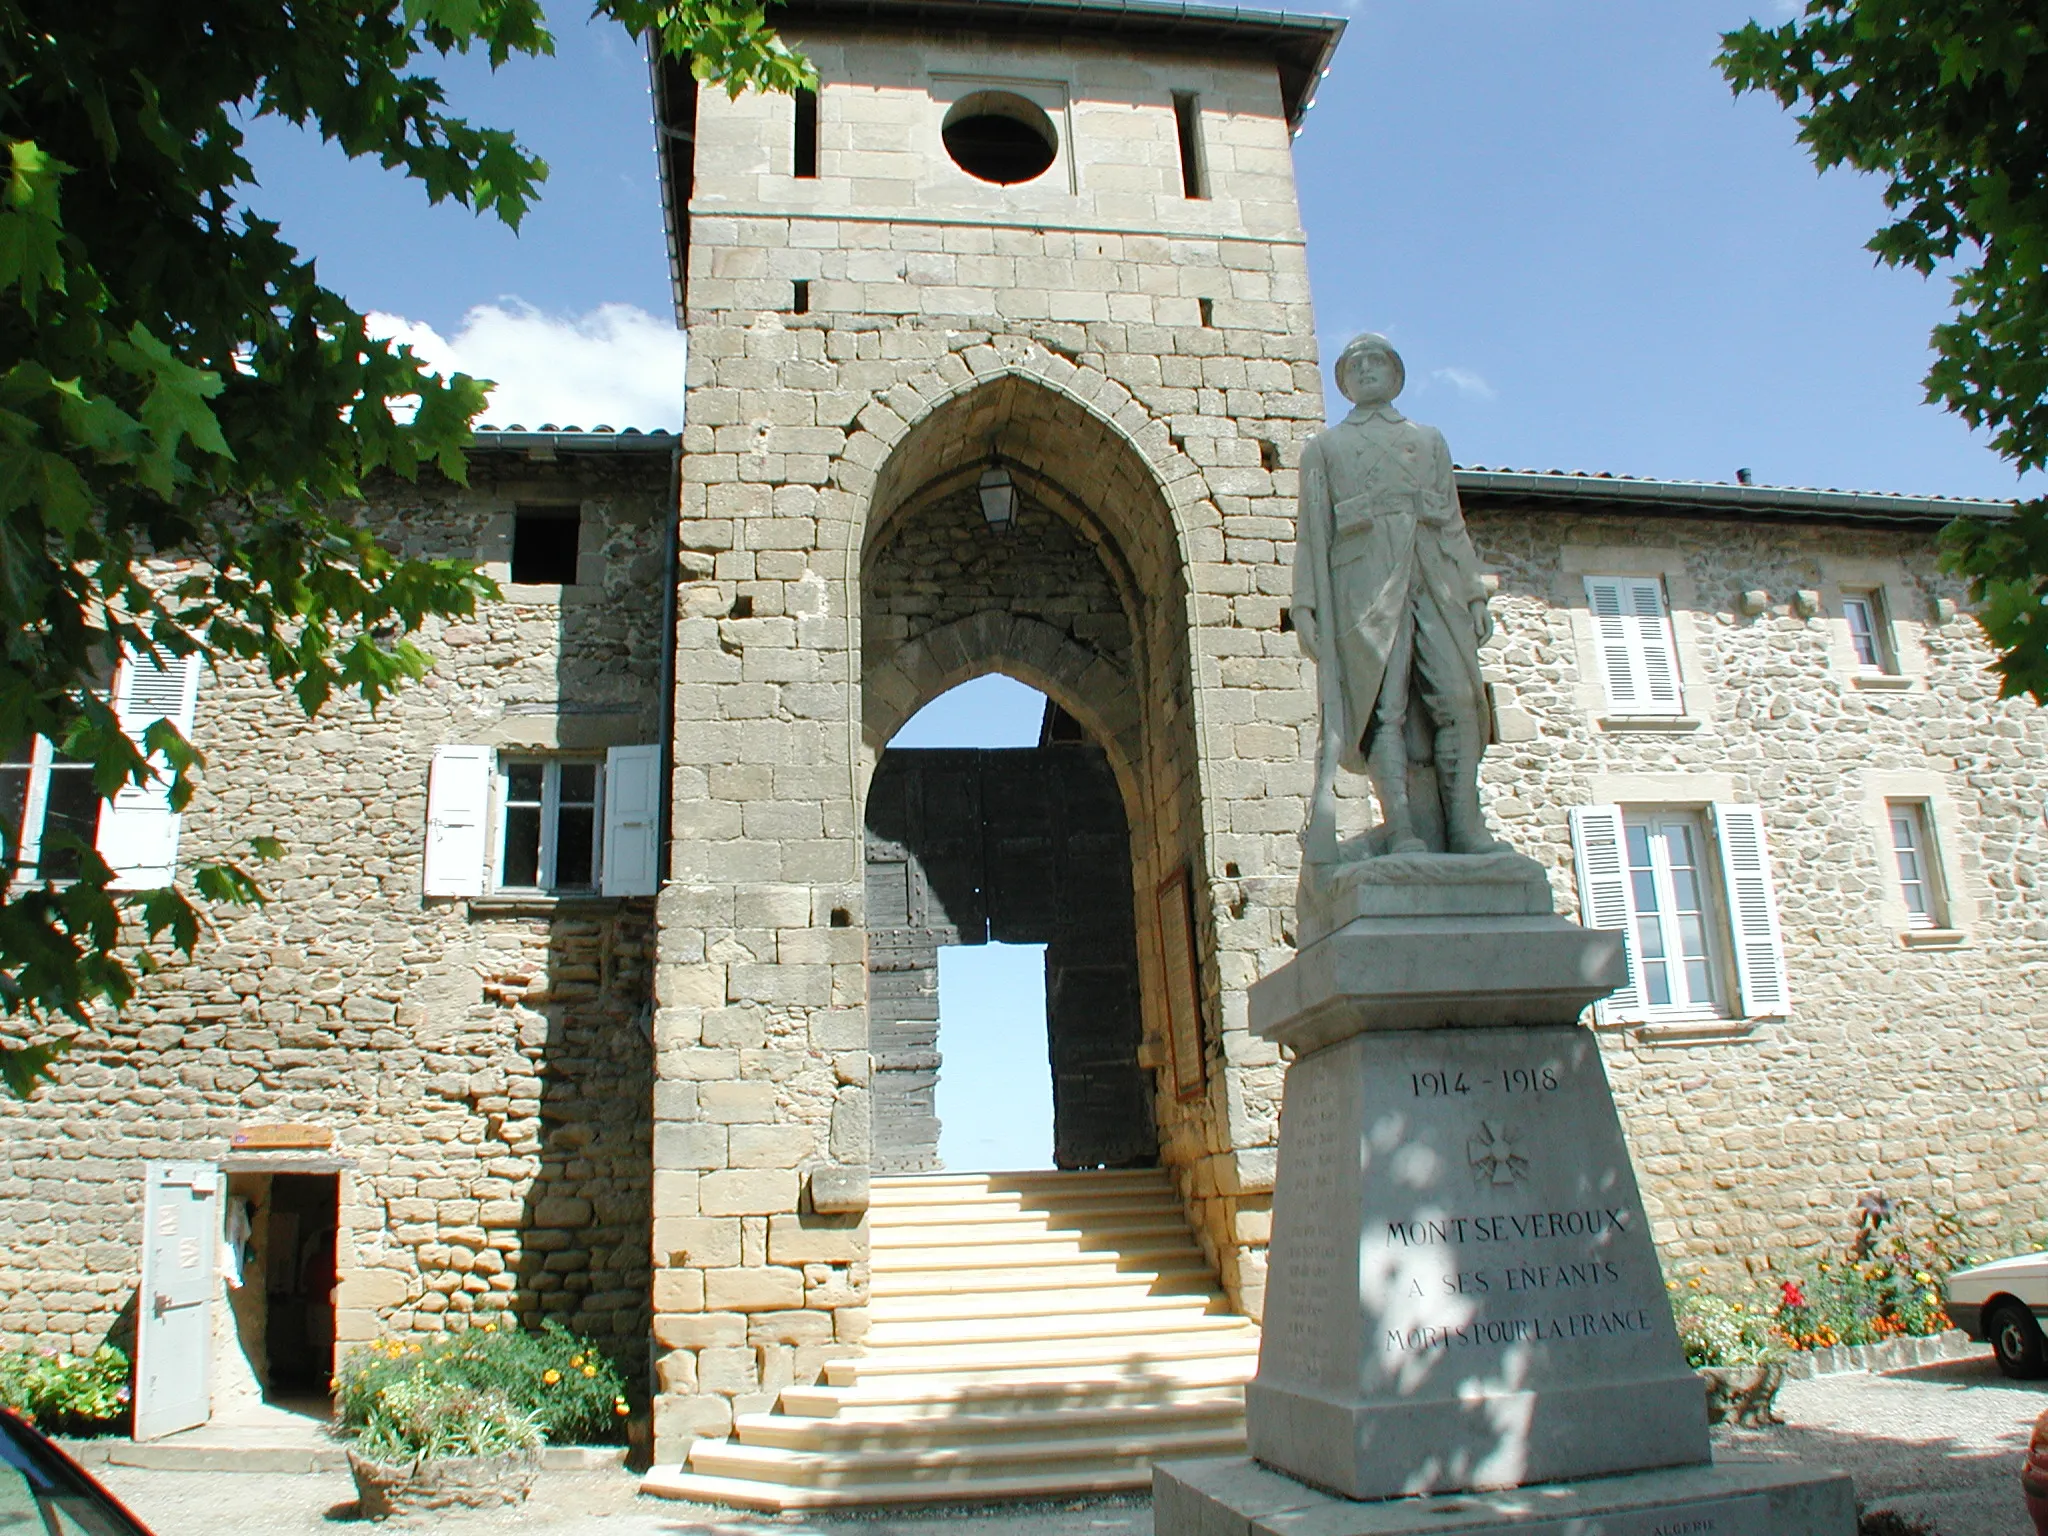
[0,0,805,1093]
[1720,3,2048,699]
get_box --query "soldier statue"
[1291,333,1506,863]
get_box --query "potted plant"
[334,1318,631,1515]
[1669,1280,1788,1426]
[342,1374,543,1516]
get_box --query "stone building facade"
[0,435,677,1381]
[1,0,2044,1486]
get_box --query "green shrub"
[352,1376,541,1465]
[1668,1281,1785,1367]
[0,1344,131,1432]
[336,1319,629,1447]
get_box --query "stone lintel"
[1250,916,1625,1052]
[1153,1455,1855,1536]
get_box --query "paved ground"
[90,1350,2043,1535]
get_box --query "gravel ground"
[91,1352,2042,1536]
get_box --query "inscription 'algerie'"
[1386,1206,1633,1247]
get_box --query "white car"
[1944,1252,2048,1378]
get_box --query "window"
[498,758,600,892]
[793,86,818,179]
[1172,92,1207,199]
[1570,802,1789,1025]
[423,743,661,900]
[1,737,98,883]
[1886,800,1944,929]
[1585,576,1685,716]
[1624,813,1721,1017]
[1841,589,1898,674]
[511,506,581,585]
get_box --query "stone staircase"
[642,1168,1259,1509]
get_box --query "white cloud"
[366,300,687,431]
[1431,366,1498,403]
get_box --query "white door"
[134,1162,218,1440]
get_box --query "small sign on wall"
[1156,866,1206,1102]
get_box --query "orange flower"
[582,1364,598,1377]
[614,1401,631,1417]
[542,1369,561,1385]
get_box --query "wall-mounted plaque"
[1156,866,1205,1102]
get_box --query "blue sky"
[242,0,2022,500]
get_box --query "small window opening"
[1198,297,1214,328]
[791,279,811,315]
[794,87,819,179]
[1172,92,1207,199]
[729,594,754,619]
[1258,438,1279,472]
[512,505,581,585]
[830,906,852,928]
[1279,608,1295,634]
[1224,862,1240,878]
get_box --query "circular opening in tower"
[942,92,1058,185]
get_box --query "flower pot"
[2021,1406,2048,1536]
[1697,1362,1786,1427]
[347,1445,540,1517]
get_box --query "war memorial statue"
[1292,333,1504,863]
[1151,337,1854,1535]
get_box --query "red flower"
[1780,1280,1807,1309]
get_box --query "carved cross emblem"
[1468,1120,1528,1186]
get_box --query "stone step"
[684,1423,1248,1489]
[642,1462,1156,1511]
[868,1258,1215,1296]
[864,1306,1246,1347]
[867,1287,1227,1324]
[774,1378,1247,1421]
[732,1396,1245,1451]
[870,1237,1207,1272]
[865,1198,1193,1228]
[872,1179,1179,1204]
[826,1335,1260,1386]
[870,1218,1195,1252]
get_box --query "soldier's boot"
[1370,725,1427,855]
[1438,721,1508,855]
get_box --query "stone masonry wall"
[652,24,1325,1455]
[1465,506,2048,1274]
[0,448,672,1381]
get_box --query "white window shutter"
[97,651,203,889]
[423,746,493,897]
[1585,576,1684,717]
[601,743,662,897]
[1569,804,1645,1025]
[1712,803,1790,1017]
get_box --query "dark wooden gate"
[864,743,1152,1173]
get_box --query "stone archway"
[857,368,1209,1180]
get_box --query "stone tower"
[647,0,1343,1459]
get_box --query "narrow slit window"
[793,87,818,179]
[511,506,581,585]
[1198,297,1214,328]
[791,279,811,315]
[1172,92,1207,199]
[1887,800,1943,929]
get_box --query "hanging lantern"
[977,460,1017,531]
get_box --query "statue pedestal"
[1154,875,1853,1534]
